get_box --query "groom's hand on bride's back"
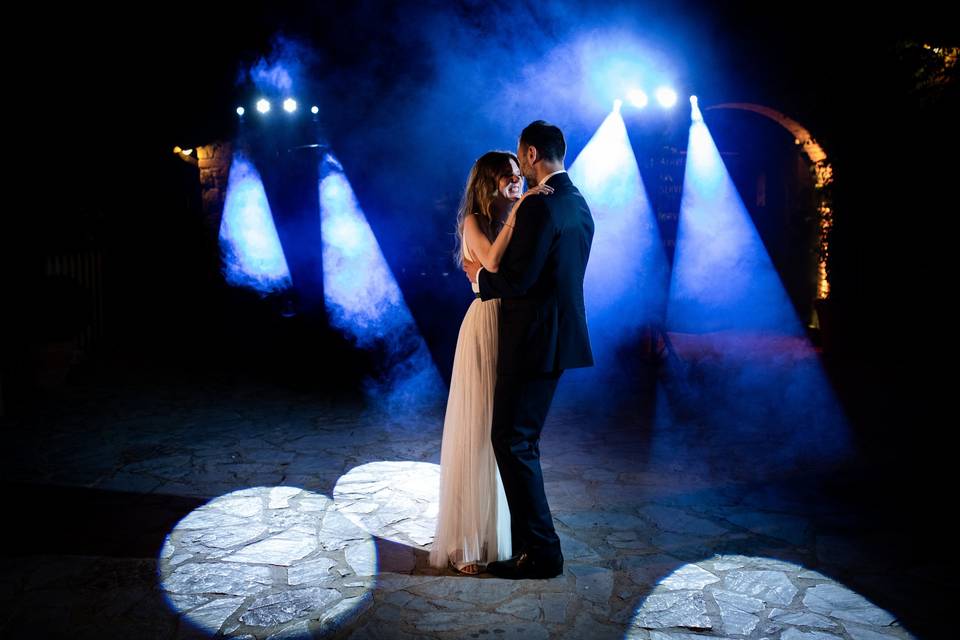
[463,257,481,283]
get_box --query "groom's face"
[517,142,537,185]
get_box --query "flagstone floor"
[1,361,944,639]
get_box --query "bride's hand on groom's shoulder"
[511,184,553,214]
[523,184,554,199]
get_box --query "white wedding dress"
[429,238,512,571]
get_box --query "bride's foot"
[449,559,482,575]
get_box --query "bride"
[429,150,552,575]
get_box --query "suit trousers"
[490,367,563,558]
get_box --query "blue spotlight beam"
[668,116,800,335]
[554,109,670,405]
[663,112,853,468]
[318,154,444,410]
[219,152,292,294]
[569,110,669,353]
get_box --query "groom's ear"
[526,144,539,165]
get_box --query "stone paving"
[0,365,939,639]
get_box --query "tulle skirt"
[429,297,511,569]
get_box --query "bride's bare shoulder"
[463,213,482,235]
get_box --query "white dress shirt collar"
[539,169,566,186]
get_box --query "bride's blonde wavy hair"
[454,150,519,267]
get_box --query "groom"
[464,120,594,579]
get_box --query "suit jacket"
[478,172,594,375]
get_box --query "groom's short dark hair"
[520,120,565,162]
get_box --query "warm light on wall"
[172,145,198,166]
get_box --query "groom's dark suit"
[478,171,593,565]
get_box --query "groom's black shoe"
[487,549,564,579]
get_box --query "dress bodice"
[463,239,480,294]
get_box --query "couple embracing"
[430,120,594,580]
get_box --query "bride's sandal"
[449,558,481,575]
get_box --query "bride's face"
[497,159,523,201]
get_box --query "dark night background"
[10,0,956,445]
